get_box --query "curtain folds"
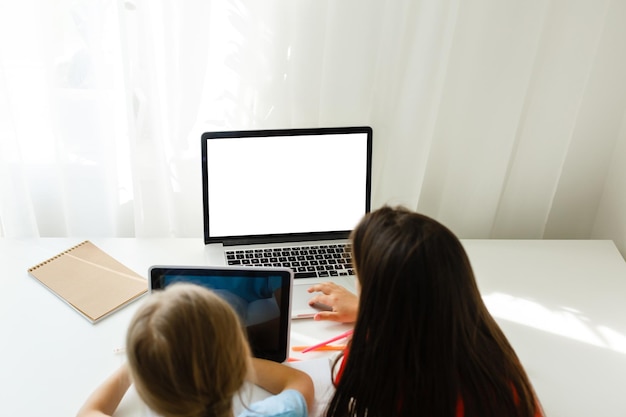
[1,0,625,257]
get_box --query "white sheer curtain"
[1,0,625,257]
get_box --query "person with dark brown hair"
[308,206,544,417]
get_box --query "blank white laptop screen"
[202,127,372,245]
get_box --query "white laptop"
[201,126,372,318]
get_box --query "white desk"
[1,238,625,417]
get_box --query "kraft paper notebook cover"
[27,240,148,323]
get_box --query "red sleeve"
[333,346,349,384]
[456,397,464,417]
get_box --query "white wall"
[592,111,626,260]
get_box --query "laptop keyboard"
[225,243,354,279]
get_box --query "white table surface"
[1,238,625,417]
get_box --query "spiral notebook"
[27,240,148,323]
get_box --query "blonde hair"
[126,283,251,417]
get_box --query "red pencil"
[301,329,354,353]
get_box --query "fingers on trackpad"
[310,301,332,311]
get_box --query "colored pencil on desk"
[292,345,347,352]
[301,329,353,353]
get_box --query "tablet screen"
[149,265,292,363]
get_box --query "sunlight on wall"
[483,292,626,354]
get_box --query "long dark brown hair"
[326,206,542,417]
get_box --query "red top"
[334,348,543,417]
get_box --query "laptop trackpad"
[290,284,332,319]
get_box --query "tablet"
[149,265,292,363]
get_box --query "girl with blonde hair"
[77,283,313,417]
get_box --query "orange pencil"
[300,329,354,353]
[291,345,347,352]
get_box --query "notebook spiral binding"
[27,240,89,272]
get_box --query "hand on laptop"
[307,282,358,323]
